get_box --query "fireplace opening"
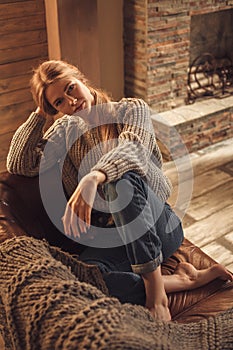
[188,9,233,103]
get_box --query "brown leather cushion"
[163,240,233,322]
[0,169,84,254]
[0,171,232,323]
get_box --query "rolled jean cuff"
[131,251,163,275]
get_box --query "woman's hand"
[36,106,63,131]
[35,106,46,118]
[62,170,106,238]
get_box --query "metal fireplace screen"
[187,53,233,104]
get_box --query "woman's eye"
[55,99,63,107]
[67,84,74,94]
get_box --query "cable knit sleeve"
[6,112,67,177]
[91,98,162,182]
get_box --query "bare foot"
[163,262,233,293]
[174,262,233,289]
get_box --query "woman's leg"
[79,245,146,305]
[80,171,232,307]
[80,245,232,306]
[102,171,184,274]
[102,171,232,294]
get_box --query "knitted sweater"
[7,98,171,201]
[0,236,233,350]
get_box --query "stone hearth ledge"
[151,95,233,160]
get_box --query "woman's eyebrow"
[64,82,70,92]
[53,82,70,105]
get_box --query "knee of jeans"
[121,171,141,183]
[103,181,117,201]
[103,172,137,200]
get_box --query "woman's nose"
[66,95,77,105]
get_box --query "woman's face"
[45,77,95,116]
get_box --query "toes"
[213,264,233,281]
[224,271,233,282]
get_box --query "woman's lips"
[74,101,85,113]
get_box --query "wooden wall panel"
[0,1,44,19]
[1,30,47,50]
[0,0,32,3]
[0,74,31,93]
[1,101,35,134]
[0,88,32,107]
[0,132,16,176]
[0,43,48,64]
[0,14,46,35]
[0,0,48,173]
[0,57,47,79]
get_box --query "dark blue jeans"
[79,171,184,305]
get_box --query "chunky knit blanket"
[0,236,233,350]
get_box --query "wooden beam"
[44,0,61,60]
[57,0,100,86]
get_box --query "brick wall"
[124,0,233,112]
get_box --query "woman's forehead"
[45,78,71,103]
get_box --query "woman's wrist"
[89,170,106,184]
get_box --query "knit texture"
[0,236,233,350]
[7,98,172,202]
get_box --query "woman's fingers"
[62,204,74,237]
[77,201,92,234]
[62,173,98,238]
[77,201,87,234]
[63,199,92,238]
[70,204,81,238]
[85,205,92,228]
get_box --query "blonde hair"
[30,60,112,115]
[30,60,117,142]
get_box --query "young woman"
[7,60,232,322]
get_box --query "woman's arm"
[91,98,163,183]
[7,109,67,176]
